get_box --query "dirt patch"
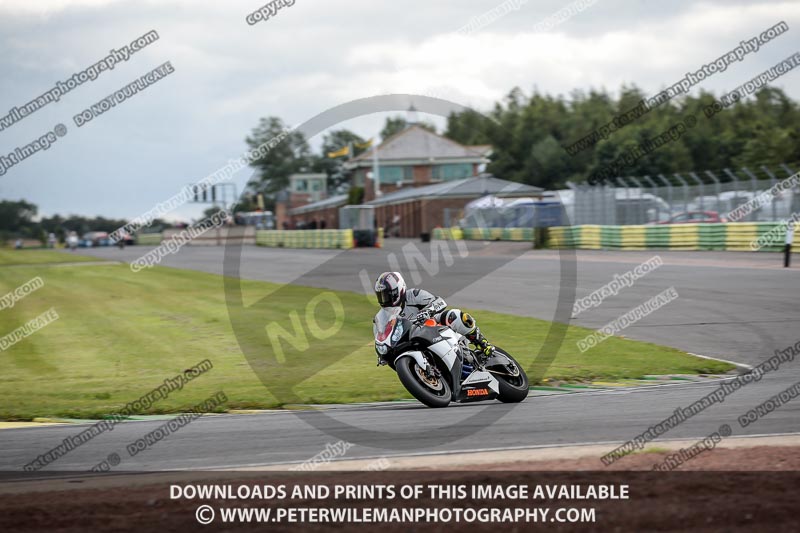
[0,446,798,532]
[443,444,800,471]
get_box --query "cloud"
[0,0,797,219]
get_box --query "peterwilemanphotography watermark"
[89,391,227,472]
[650,425,731,471]
[289,440,354,472]
[601,339,798,465]
[738,380,800,428]
[24,359,213,471]
[573,256,663,317]
[726,171,800,222]
[125,392,228,458]
[565,21,788,156]
[130,208,232,271]
[0,30,159,133]
[109,128,292,242]
[588,117,697,185]
[0,276,44,311]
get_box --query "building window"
[432,163,472,181]
[354,170,366,187]
[378,166,412,183]
[293,179,308,192]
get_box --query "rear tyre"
[396,356,451,408]
[488,347,529,403]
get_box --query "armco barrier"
[136,233,163,245]
[256,229,354,249]
[548,222,798,251]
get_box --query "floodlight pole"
[372,139,381,196]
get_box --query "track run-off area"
[2,241,799,471]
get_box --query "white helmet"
[374,272,406,307]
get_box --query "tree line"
[244,85,800,196]
[5,83,797,242]
[0,199,160,244]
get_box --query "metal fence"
[440,164,800,229]
[569,164,800,226]
[444,202,565,229]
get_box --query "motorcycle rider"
[373,271,495,357]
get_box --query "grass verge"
[0,256,734,420]
[0,248,96,266]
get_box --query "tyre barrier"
[548,222,799,251]
[135,233,164,245]
[433,227,533,241]
[256,229,355,249]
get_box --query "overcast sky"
[0,0,798,222]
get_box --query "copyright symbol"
[108,453,120,466]
[54,124,67,137]
[719,424,732,437]
[684,115,697,128]
[196,505,215,525]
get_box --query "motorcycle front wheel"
[396,356,451,408]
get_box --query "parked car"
[80,231,111,247]
[657,211,727,224]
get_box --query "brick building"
[367,174,543,237]
[343,124,491,202]
[275,173,330,229]
[287,193,347,229]
[280,125,544,235]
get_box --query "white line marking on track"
[195,431,800,471]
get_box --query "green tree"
[379,116,436,140]
[443,83,800,186]
[0,200,37,233]
[312,129,368,192]
[246,116,313,194]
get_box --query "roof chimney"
[407,103,418,126]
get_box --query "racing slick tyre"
[488,347,529,403]
[396,355,452,408]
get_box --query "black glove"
[413,309,432,325]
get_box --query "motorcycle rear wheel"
[488,347,529,403]
[396,356,451,408]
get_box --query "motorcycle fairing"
[457,370,500,402]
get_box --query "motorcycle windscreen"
[374,306,402,342]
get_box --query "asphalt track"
[2,241,799,472]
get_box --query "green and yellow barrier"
[136,233,163,245]
[432,227,464,240]
[548,222,797,252]
[433,227,533,241]
[256,229,354,249]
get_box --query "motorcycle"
[374,306,529,408]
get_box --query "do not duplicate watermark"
[73,62,175,127]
